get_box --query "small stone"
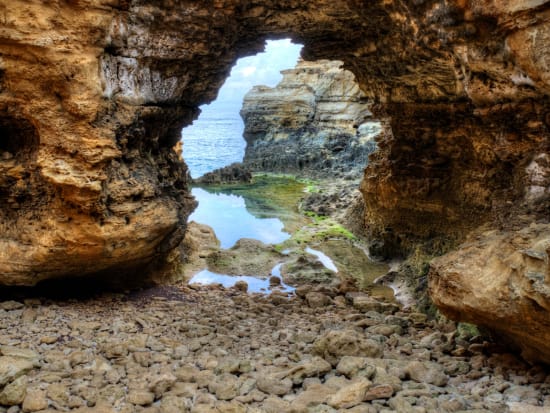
[0,347,40,367]
[0,356,34,387]
[364,384,394,401]
[22,389,48,412]
[349,294,382,312]
[327,378,371,409]
[507,402,550,413]
[313,330,383,366]
[306,292,332,308]
[257,374,293,396]
[285,357,332,384]
[261,396,291,413]
[0,375,27,405]
[234,281,248,292]
[336,356,368,378]
[40,336,58,344]
[405,361,449,386]
[0,301,24,311]
[208,374,240,400]
[126,389,155,406]
[268,276,281,287]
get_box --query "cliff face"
[0,0,549,361]
[241,60,378,177]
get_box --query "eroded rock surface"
[241,59,379,177]
[0,0,549,362]
[430,223,550,364]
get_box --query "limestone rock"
[22,388,48,412]
[0,374,27,406]
[193,163,252,185]
[312,330,383,366]
[404,361,449,387]
[326,378,371,409]
[430,223,550,364]
[241,60,378,178]
[256,374,293,396]
[0,356,33,387]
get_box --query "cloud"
[211,39,302,106]
[240,66,257,77]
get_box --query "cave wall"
[0,0,549,360]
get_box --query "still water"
[189,263,295,294]
[188,187,290,249]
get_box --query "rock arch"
[0,0,548,361]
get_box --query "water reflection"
[305,247,338,272]
[189,263,295,294]
[189,188,290,249]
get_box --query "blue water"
[189,264,295,294]
[188,188,290,249]
[182,108,246,179]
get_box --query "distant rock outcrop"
[193,163,252,185]
[240,60,379,178]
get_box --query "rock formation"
[192,163,252,185]
[0,0,549,361]
[241,59,379,177]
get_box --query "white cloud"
[240,66,257,77]
[216,39,302,102]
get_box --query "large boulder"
[429,223,550,364]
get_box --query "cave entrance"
[181,38,303,179]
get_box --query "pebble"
[0,289,546,412]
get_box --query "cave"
[0,0,548,367]
[0,112,39,161]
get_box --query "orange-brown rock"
[429,223,550,363]
[0,0,548,361]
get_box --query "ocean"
[181,106,246,179]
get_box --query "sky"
[199,39,303,115]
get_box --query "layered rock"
[0,0,549,361]
[241,59,379,177]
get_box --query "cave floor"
[0,285,548,412]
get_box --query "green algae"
[191,173,394,299]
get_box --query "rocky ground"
[0,283,548,413]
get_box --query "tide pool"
[188,187,290,249]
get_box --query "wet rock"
[233,281,249,293]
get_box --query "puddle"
[305,247,338,272]
[189,188,290,248]
[189,263,295,294]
